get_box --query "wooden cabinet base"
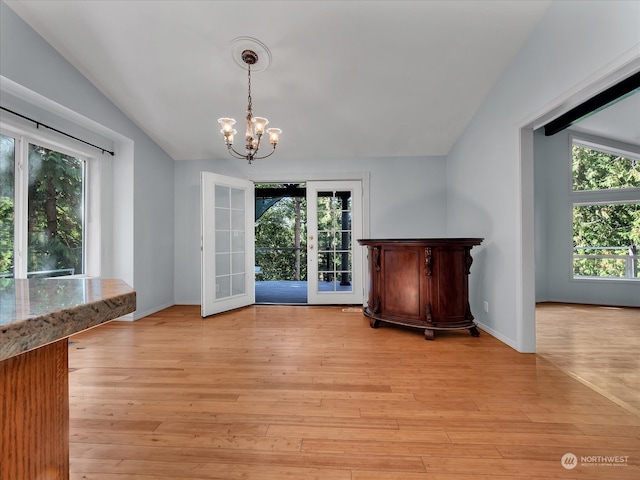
[365,308,480,340]
[0,339,69,480]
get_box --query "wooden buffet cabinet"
[358,238,483,340]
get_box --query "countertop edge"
[0,288,136,361]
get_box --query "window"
[0,135,14,276]
[571,139,640,280]
[572,141,640,191]
[1,125,95,279]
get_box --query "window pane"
[572,144,640,191]
[0,134,15,277]
[27,143,84,277]
[230,187,244,209]
[216,253,230,275]
[231,273,245,295]
[215,207,230,231]
[573,203,640,279]
[215,185,230,207]
[216,275,231,299]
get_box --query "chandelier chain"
[247,63,252,114]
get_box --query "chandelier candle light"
[218,49,281,164]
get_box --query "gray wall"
[535,129,640,306]
[0,1,175,318]
[174,155,448,304]
[445,0,640,351]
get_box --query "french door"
[201,172,255,317]
[306,180,363,304]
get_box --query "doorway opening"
[254,181,362,305]
[254,183,308,304]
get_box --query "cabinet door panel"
[382,248,422,318]
[434,248,467,319]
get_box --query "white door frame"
[249,172,370,304]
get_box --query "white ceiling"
[5,0,558,161]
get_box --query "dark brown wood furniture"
[358,238,483,340]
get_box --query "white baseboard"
[114,302,175,322]
[475,321,521,352]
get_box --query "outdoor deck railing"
[573,246,639,279]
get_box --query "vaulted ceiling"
[5,1,558,161]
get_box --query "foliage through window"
[0,131,86,278]
[571,140,639,280]
[0,134,14,276]
[572,142,640,190]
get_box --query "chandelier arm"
[227,145,252,160]
[252,145,277,161]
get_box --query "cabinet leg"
[370,319,380,329]
[424,329,434,341]
[469,326,480,337]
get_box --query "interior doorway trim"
[517,47,640,353]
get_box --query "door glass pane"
[231,252,244,274]
[216,253,231,275]
[215,185,246,299]
[318,231,337,250]
[231,231,244,252]
[231,209,244,231]
[231,188,245,209]
[215,185,230,207]
[216,231,231,252]
[232,273,245,295]
[215,207,230,231]
[0,134,15,278]
[217,275,231,298]
[316,190,352,293]
[27,143,84,278]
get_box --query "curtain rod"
[0,106,115,156]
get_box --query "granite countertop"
[0,278,136,361]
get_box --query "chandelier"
[218,49,281,164]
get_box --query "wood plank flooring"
[67,305,639,479]
[536,302,640,415]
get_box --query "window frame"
[569,134,640,282]
[1,119,101,279]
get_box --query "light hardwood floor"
[68,305,639,479]
[536,302,640,415]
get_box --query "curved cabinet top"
[358,238,483,246]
